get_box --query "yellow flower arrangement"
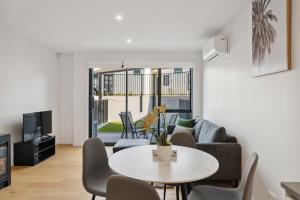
[143,112,158,131]
[143,104,170,146]
[158,104,167,113]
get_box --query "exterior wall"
[103,95,151,121]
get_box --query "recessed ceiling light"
[126,39,132,44]
[115,15,123,21]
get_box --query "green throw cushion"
[176,118,195,128]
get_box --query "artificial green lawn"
[98,121,124,133]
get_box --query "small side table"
[281,182,300,200]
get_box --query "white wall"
[202,1,300,199]
[57,53,73,144]
[0,27,59,147]
[58,50,202,146]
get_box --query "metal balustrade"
[98,71,191,96]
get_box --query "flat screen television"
[22,110,52,142]
[41,111,52,135]
[22,112,41,142]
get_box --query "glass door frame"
[156,68,193,134]
[161,68,193,114]
[89,68,129,138]
[88,67,193,139]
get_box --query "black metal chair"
[168,113,178,126]
[150,113,178,142]
[121,112,144,129]
[149,118,162,143]
[119,112,146,139]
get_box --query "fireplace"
[0,134,11,189]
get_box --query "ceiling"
[0,0,248,52]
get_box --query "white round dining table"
[108,145,219,199]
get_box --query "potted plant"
[144,104,172,161]
[156,132,172,161]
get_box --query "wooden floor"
[0,145,177,200]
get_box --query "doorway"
[89,67,193,144]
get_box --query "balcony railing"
[92,99,108,125]
[97,71,191,96]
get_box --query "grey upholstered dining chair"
[82,138,115,200]
[161,132,197,200]
[106,175,161,200]
[170,132,196,149]
[188,153,259,200]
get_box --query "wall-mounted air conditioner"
[202,35,228,62]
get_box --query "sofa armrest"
[196,143,241,182]
[226,134,237,143]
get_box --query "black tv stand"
[40,135,51,140]
[33,135,51,142]
[14,136,55,166]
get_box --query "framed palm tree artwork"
[252,0,292,76]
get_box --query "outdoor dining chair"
[119,112,146,139]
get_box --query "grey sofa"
[168,119,241,186]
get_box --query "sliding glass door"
[89,67,193,144]
[90,69,127,144]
